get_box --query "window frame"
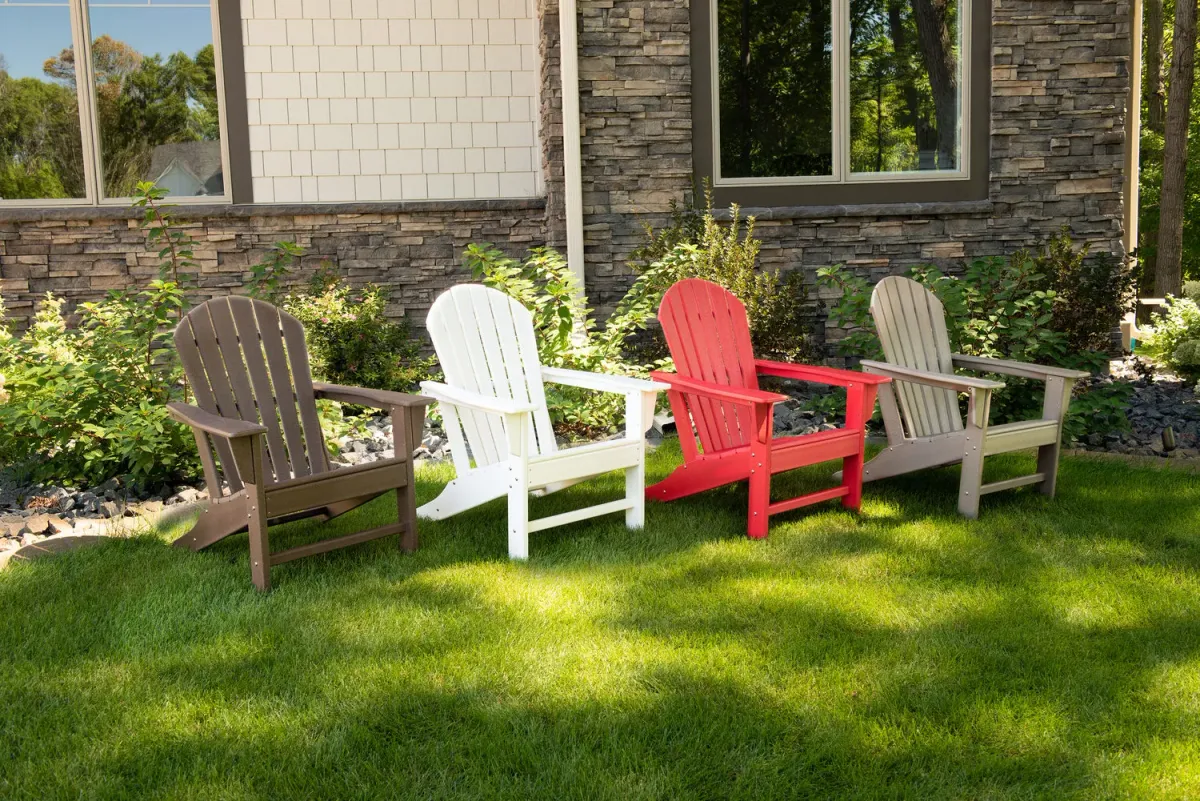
[692,0,991,206]
[0,0,234,208]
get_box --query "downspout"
[1123,0,1143,259]
[558,0,586,292]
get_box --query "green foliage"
[1037,229,1137,353]
[1139,296,1200,379]
[249,241,304,303]
[817,242,1135,441]
[1183,281,1200,303]
[0,286,197,489]
[282,263,436,396]
[464,244,664,434]
[132,182,199,289]
[630,191,816,362]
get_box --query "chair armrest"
[754,359,892,387]
[950,355,1090,382]
[542,367,669,395]
[419,381,539,416]
[313,382,432,409]
[167,402,267,440]
[651,371,790,406]
[859,361,1005,392]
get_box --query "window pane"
[86,0,224,198]
[716,0,833,179]
[0,3,88,200]
[849,0,963,174]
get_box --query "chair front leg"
[958,387,992,519]
[505,412,531,559]
[1037,376,1074,498]
[623,390,653,529]
[392,404,421,552]
[747,401,773,539]
[230,436,271,591]
[840,381,879,511]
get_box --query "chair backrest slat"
[176,315,243,493]
[870,276,962,438]
[426,285,554,466]
[659,279,760,454]
[254,301,314,478]
[175,297,329,492]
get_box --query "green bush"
[464,244,666,435]
[817,249,1132,441]
[0,287,198,490]
[1140,296,1200,379]
[282,263,436,395]
[1037,228,1136,354]
[1182,281,1200,304]
[1172,339,1200,380]
[629,189,817,362]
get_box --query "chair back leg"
[1036,442,1061,497]
[841,452,864,510]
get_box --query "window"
[0,0,228,205]
[693,0,989,205]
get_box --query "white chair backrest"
[426,284,557,465]
[869,276,963,438]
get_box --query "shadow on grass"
[1,445,1199,798]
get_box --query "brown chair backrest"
[175,296,329,495]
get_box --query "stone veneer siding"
[571,0,1133,354]
[0,200,545,336]
[1,0,1133,352]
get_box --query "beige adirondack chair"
[852,276,1089,517]
[167,296,431,591]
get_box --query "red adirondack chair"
[648,279,891,538]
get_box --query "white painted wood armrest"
[860,360,1005,392]
[419,381,539,416]
[950,354,1089,382]
[541,367,669,395]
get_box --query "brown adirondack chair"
[167,296,431,591]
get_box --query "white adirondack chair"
[417,284,667,558]
[852,276,1089,518]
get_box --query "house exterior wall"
[0,0,1134,351]
[240,0,542,203]
[572,0,1133,353]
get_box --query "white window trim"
[709,0,971,187]
[0,0,231,208]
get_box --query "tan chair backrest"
[425,284,557,466]
[869,276,963,438]
[175,296,329,494]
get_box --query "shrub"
[629,189,817,362]
[816,252,1130,441]
[1139,296,1200,379]
[1182,281,1200,304]
[1172,340,1200,381]
[464,244,665,435]
[282,263,436,395]
[1037,228,1136,354]
[0,287,198,490]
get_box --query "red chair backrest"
[658,278,760,454]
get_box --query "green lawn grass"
[2,443,1200,800]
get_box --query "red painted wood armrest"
[651,371,790,407]
[754,359,891,388]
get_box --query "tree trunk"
[1155,0,1198,296]
[1145,0,1166,134]
[911,0,959,169]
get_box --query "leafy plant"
[629,188,817,362]
[282,262,436,395]
[1036,228,1137,354]
[1183,280,1200,304]
[132,181,199,293]
[816,252,1129,442]
[249,240,304,302]
[464,244,666,435]
[0,287,198,490]
[1139,296,1200,379]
